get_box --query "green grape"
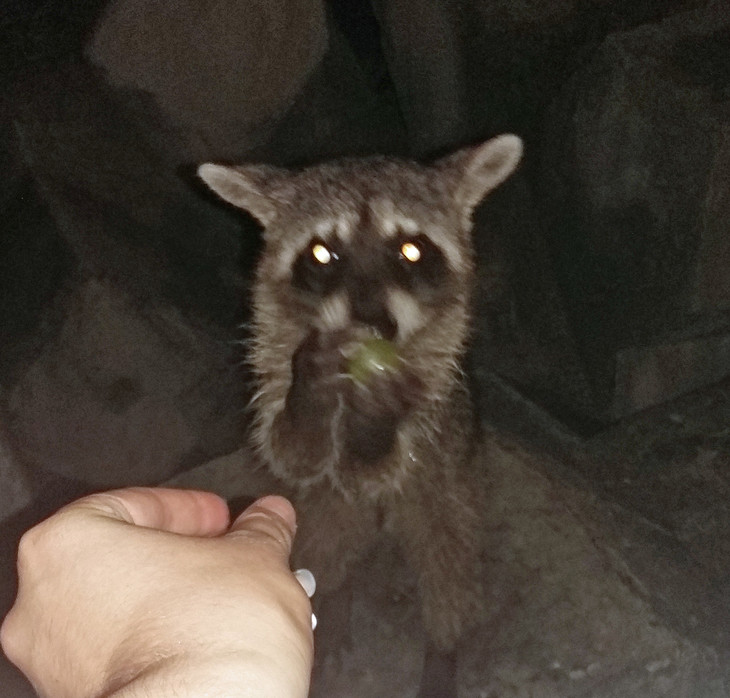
[346,337,400,384]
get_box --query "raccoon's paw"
[286,330,346,419]
[292,330,346,385]
[346,361,423,422]
[341,366,423,463]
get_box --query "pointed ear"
[198,163,283,227]
[441,134,523,214]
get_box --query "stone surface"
[460,436,724,697]
[540,1,730,414]
[243,15,407,164]
[586,375,730,652]
[372,0,466,155]
[368,0,727,422]
[6,279,245,487]
[371,0,700,154]
[9,60,252,328]
[0,423,34,521]
[87,0,328,157]
[695,122,730,310]
[613,333,730,417]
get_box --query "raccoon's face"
[255,178,473,357]
[198,135,522,463]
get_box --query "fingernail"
[294,568,316,598]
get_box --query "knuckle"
[15,526,43,572]
[16,513,77,571]
[0,607,24,665]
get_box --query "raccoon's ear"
[198,163,283,227]
[441,134,523,214]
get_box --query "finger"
[69,488,231,536]
[228,495,297,556]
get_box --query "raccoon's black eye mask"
[291,237,343,296]
[291,233,448,299]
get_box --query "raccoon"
[198,134,522,692]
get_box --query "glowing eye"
[400,241,421,263]
[312,243,333,265]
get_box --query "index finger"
[67,487,231,537]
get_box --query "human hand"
[1,488,314,698]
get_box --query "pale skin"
[0,488,314,698]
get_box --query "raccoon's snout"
[348,286,397,341]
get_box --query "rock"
[370,0,698,156]
[371,0,466,155]
[587,376,730,651]
[244,18,407,164]
[86,0,328,158]
[613,334,730,417]
[7,279,245,487]
[164,446,280,503]
[2,10,407,493]
[10,60,251,326]
[461,433,725,697]
[0,425,34,521]
[695,121,730,310]
[540,1,730,414]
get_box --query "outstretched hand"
[1,488,314,698]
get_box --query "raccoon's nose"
[348,287,397,340]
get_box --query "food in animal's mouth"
[345,337,400,384]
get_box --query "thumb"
[228,495,297,558]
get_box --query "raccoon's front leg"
[291,485,380,668]
[269,330,346,478]
[392,459,486,655]
[292,484,379,594]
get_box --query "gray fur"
[199,134,522,654]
